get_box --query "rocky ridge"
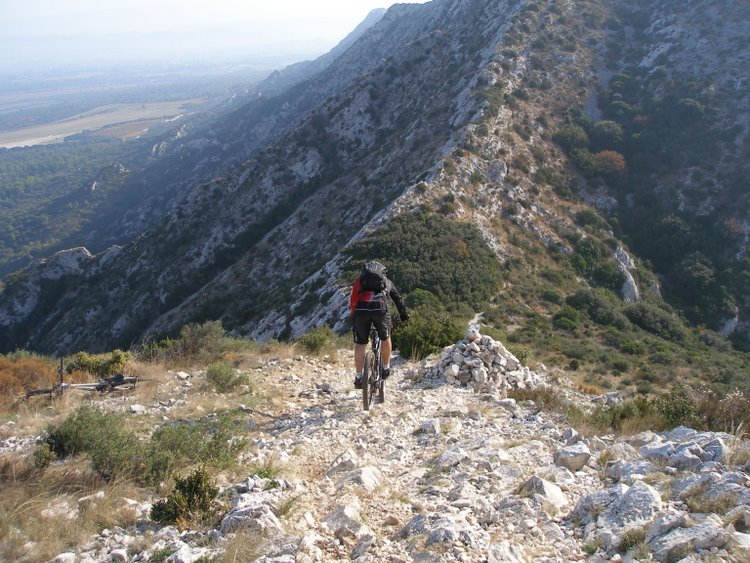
[5,331,750,562]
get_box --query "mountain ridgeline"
[2,0,750,382]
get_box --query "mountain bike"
[362,325,385,410]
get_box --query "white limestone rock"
[323,499,372,541]
[335,466,383,494]
[520,476,569,509]
[554,442,591,472]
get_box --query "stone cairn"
[422,324,543,391]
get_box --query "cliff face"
[2,0,750,355]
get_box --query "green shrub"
[32,442,56,470]
[590,120,624,150]
[140,321,254,365]
[295,325,338,355]
[44,406,144,480]
[148,548,175,563]
[620,340,645,355]
[66,349,131,377]
[575,209,608,231]
[508,386,567,413]
[540,289,563,304]
[150,467,218,526]
[590,397,653,432]
[392,308,463,360]
[405,289,442,309]
[624,302,688,342]
[507,344,531,364]
[206,361,248,393]
[652,390,697,428]
[145,413,246,485]
[567,289,628,328]
[553,124,589,150]
[553,306,580,332]
[344,212,501,310]
[469,171,485,184]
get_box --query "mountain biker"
[350,260,409,389]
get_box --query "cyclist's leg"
[352,313,370,387]
[354,344,366,372]
[372,312,393,377]
[381,337,392,369]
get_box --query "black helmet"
[364,260,386,274]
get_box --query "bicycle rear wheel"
[378,376,385,404]
[362,349,374,410]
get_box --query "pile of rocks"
[422,325,543,391]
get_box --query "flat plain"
[0,99,204,148]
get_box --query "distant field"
[0,99,204,148]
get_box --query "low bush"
[589,397,656,432]
[150,467,218,527]
[553,306,580,332]
[295,325,340,355]
[507,344,531,364]
[392,308,463,360]
[508,386,569,413]
[344,212,501,310]
[0,355,58,405]
[624,302,688,342]
[44,406,144,480]
[553,124,589,150]
[652,389,698,428]
[140,321,254,365]
[206,361,248,393]
[44,407,246,485]
[567,288,629,328]
[145,413,246,485]
[540,289,563,304]
[583,386,750,434]
[66,349,131,377]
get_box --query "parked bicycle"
[362,325,385,410]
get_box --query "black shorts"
[352,310,392,344]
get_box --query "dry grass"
[228,342,300,371]
[127,361,169,405]
[0,458,144,562]
[616,413,669,435]
[7,391,93,439]
[575,379,606,395]
[222,530,267,563]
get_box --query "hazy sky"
[1,0,431,69]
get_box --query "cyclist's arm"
[387,281,408,317]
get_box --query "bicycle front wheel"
[362,350,374,411]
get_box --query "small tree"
[554,124,589,151]
[593,150,627,181]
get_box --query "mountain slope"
[0,0,528,353]
[2,0,750,367]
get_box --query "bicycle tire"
[362,349,373,410]
[378,376,385,404]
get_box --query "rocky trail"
[4,331,750,562]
